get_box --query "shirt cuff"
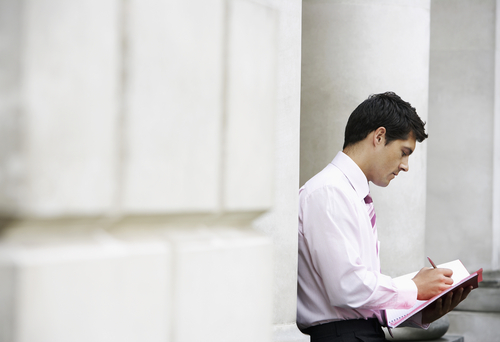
[392,277,418,309]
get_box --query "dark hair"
[342,92,428,149]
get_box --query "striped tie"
[364,193,377,230]
[364,193,379,256]
[365,193,389,336]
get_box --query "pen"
[427,256,437,269]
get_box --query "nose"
[400,161,409,172]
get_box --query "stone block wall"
[0,1,303,341]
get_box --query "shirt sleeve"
[391,277,429,328]
[301,185,417,311]
[392,277,419,308]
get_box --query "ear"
[373,127,386,146]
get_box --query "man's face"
[370,132,417,187]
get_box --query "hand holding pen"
[420,257,474,324]
[412,257,454,300]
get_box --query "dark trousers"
[302,319,387,342]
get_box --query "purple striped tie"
[365,193,387,334]
[364,193,377,229]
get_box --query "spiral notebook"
[385,259,482,328]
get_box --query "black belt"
[303,318,383,338]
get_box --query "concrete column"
[427,0,495,272]
[428,1,500,340]
[494,0,500,270]
[301,0,431,276]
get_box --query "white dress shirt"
[297,152,421,330]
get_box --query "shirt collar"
[331,151,370,200]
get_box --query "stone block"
[0,0,22,214]
[384,316,450,341]
[447,311,500,342]
[123,0,224,213]
[170,228,273,342]
[273,323,464,342]
[455,270,500,312]
[388,335,463,342]
[0,260,15,342]
[223,0,278,211]
[18,0,121,216]
[407,335,463,342]
[456,286,500,312]
[0,241,170,342]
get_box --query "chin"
[373,180,391,188]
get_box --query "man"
[297,92,471,342]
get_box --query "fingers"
[442,275,454,286]
[434,291,455,317]
[436,268,454,286]
[462,285,473,299]
[447,289,458,309]
[440,267,453,278]
[436,297,447,318]
[435,292,455,318]
[445,286,471,312]
[453,286,472,307]
[436,269,454,291]
[421,286,474,324]
[413,267,457,300]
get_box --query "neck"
[343,140,374,182]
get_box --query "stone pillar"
[251,0,303,340]
[494,0,500,271]
[301,0,431,277]
[427,0,495,272]
[0,1,291,341]
[428,1,500,341]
